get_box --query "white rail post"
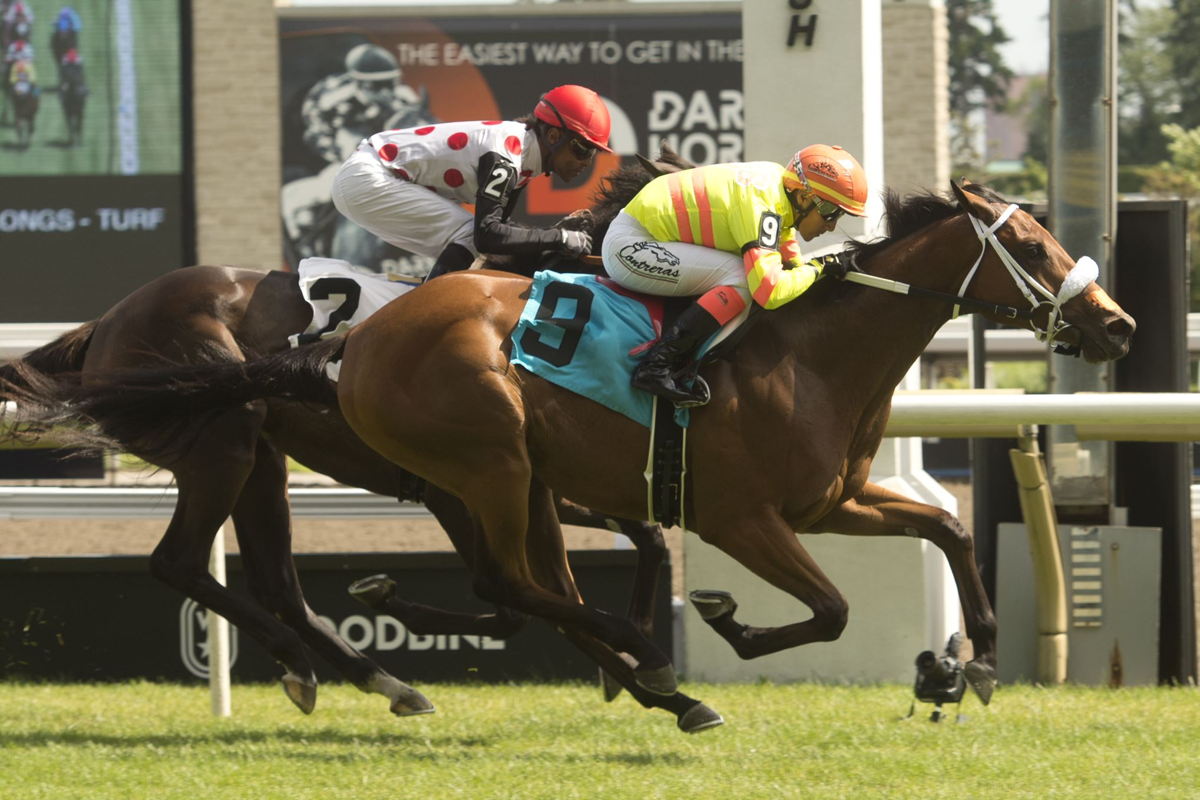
[208,523,231,717]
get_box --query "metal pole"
[1046,0,1117,518]
[208,523,231,717]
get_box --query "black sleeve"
[472,151,564,256]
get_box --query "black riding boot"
[424,243,476,282]
[631,302,723,406]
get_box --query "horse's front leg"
[814,481,998,704]
[553,496,666,640]
[688,511,850,660]
[232,437,432,717]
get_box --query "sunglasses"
[567,136,597,161]
[358,79,395,92]
[813,197,845,224]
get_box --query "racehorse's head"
[950,179,1135,363]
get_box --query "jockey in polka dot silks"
[601,144,869,406]
[331,83,612,281]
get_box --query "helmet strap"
[788,189,812,223]
[537,124,569,175]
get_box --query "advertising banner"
[0,550,672,683]
[279,12,744,276]
[0,0,187,323]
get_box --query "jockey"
[331,83,612,281]
[9,57,35,91]
[601,144,868,405]
[4,27,32,66]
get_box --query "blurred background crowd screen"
[1,0,184,323]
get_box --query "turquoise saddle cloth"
[510,270,691,428]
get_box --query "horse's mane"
[590,144,693,241]
[845,181,1009,264]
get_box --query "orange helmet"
[782,144,868,217]
[533,84,613,153]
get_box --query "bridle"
[957,203,1097,352]
[843,201,1098,356]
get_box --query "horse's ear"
[636,144,691,177]
[636,153,664,177]
[950,177,993,222]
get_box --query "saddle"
[510,270,756,528]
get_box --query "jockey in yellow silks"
[601,144,869,406]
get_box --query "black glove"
[560,229,593,257]
[814,251,855,280]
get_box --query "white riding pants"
[331,149,476,259]
[602,212,753,343]
[602,212,751,303]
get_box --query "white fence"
[0,486,430,519]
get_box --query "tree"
[946,0,1014,171]
[1118,0,1176,165]
[1140,124,1200,308]
[1166,0,1200,130]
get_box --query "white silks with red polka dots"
[330,120,544,260]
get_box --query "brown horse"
[0,153,687,720]
[31,180,1136,731]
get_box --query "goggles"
[813,196,845,224]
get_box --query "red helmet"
[782,144,868,217]
[533,85,613,153]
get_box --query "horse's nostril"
[1108,315,1136,338]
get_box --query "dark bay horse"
[1,153,687,721]
[25,180,1136,731]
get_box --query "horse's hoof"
[678,702,724,734]
[634,663,678,696]
[689,589,737,620]
[964,659,997,706]
[281,672,317,715]
[348,574,396,609]
[600,667,623,702]
[600,652,638,702]
[390,686,436,717]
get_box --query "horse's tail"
[0,321,97,435]
[0,322,99,451]
[62,336,344,458]
[14,320,96,377]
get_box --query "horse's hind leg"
[232,437,432,717]
[348,482,529,639]
[148,408,322,713]
[814,482,998,703]
[465,468,677,695]
[552,496,666,701]
[522,482,720,732]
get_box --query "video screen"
[1,0,186,322]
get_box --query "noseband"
[956,204,1098,354]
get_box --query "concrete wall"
[191,0,282,269]
[881,0,950,197]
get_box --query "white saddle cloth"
[288,257,420,348]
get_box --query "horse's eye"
[1023,242,1045,260]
